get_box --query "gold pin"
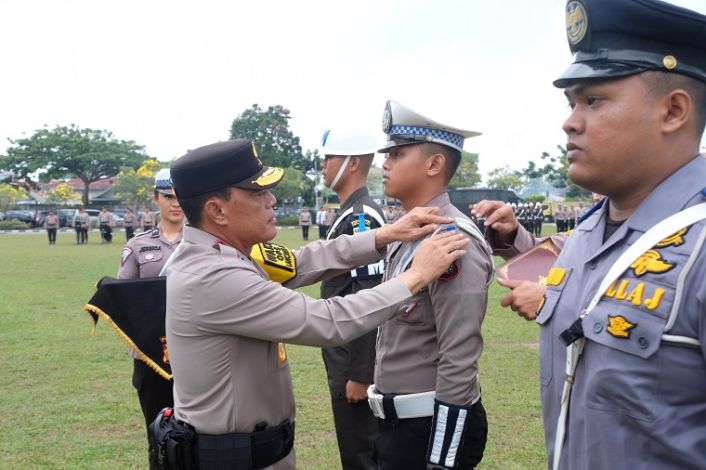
[663,55,678,70]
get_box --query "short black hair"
[178,187,232,227]
[421,143,462,184]
[641,71,706,137]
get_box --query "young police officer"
[519,1,706,468]
[117,168,185,469]
[319,129,386,470]
[163,138,470,469]
[369,101,493,469]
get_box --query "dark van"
[448,188,523,218]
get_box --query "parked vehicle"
[4,210,35,224]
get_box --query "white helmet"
[320,129,379,157]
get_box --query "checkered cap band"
[155,178,172,189]
[389,125,464,150]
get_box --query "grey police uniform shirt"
[117,227,183,279]
[321,187,385,392]
[44,214,59,229]
[166,226,412,469]
[123,212,135,227]
[534,157,706,469]
[117,226,183,358]
[375,192,493,405]
[98,211,115,226]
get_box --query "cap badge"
[566,1,588,46]
[382,101,392,133]
[252,143,263,166]
[252,167,284,187]
[662,55,677,70]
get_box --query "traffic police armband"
[427,398,472,469]
[250,242,297,284]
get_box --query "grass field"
[0,226,549,469]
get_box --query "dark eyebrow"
[564,83,588,99]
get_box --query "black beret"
[555,0,706,87]
[170,139,284,198]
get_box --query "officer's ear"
[660,88,693,136]
[203,197,228,226]
[425,152,445,178]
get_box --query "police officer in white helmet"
[319,128,387,470]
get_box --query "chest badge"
[607,315,636,339]
[656,227,688,248]
[630,250,674,277]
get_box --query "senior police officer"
[369,101,493,470]
[163,138,472,469]
[117,168,185,469]
[319,128,387,470]
[519,1,706,468]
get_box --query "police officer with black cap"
[537,1,706,469]
[158,139,472,469]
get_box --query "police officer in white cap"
[117,167,185,468]
[319,128,387,470]
[369,101,493,469]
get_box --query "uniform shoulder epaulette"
[453,217,487,247]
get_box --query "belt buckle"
[366,385,385,419]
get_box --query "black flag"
[84,276,171,380]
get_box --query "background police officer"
[117,168,185,469]
[319,128,386,470]
[371,101,493,470]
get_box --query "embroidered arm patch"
[250,242,297,284]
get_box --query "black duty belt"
[198,420,295,470]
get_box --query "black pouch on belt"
[149,407,198,470]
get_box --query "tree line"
[0,105,585,211]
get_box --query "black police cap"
[555,0,706,88]
[170,139,284,199]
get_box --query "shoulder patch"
[250,242,297,284]
[439,260,460,282]
[121,247,133,266]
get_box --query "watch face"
[382,101,392,133]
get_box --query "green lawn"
[0,226,549,469]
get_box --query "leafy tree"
[45,183,81,206]
[114,159,162,209]
[448,151,481,189]
[229,104,312,171]
[538,145,591,199]
[271,167,311,215]
[0,124,147,206]
[0,184,23,212]
[486,165,525,191]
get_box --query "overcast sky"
[2,0,705,180]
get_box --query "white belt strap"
[326,204,386,241]
[367,382,481,420]
[552,202,706,470]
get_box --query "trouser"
[144,224,153,232]
[329,394,378,470]
[81,228,88,244]
[100,224,112,243]
[125,226,134,241]
[319,225,328,239]
[301,225,309,240]
[47,228,57,244]
[133,359,174,470]
[375,400,487,470]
